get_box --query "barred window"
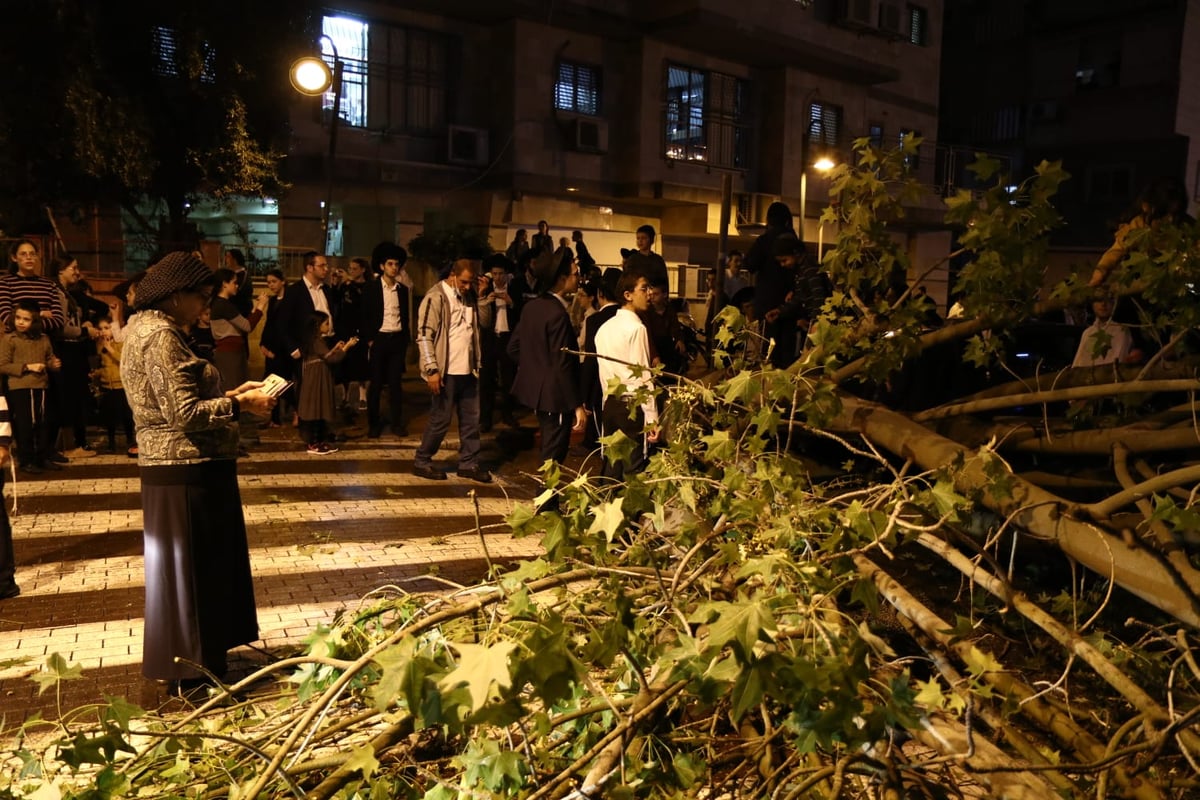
[808,102,843,149]
[554,62,600,116]
[908,5,928,46]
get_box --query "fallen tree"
[4,142,1200,799]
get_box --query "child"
[186,305,216,363]
[297,311,356,455]
[0,300,63,474]
[95,318,137,457]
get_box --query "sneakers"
[306,442,339,455]
[127,446,139,458]
[412,464,447,481]
[66,446,97,459]
[457,467,492,483]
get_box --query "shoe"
[457,466,492,483]
[127,447,139,458]
[367,425,382,439]
[306,443,333,455]
[321,442,339,454]
[41,461,63,471]
[20,464,44,475]
[412,464,447,481]
[47,452,68,464]
[394,426,409,437]
[0,584,19,600]
[79,442,96,453]
[66,447,97,459]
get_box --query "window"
[152,26,216,83]
[808,102,843,150]
[868,123,884,149]
[1087,164,1134,202]
[664,64,749,169]
[317,15,451,133]
[900,128,922,170]
[908,5,928,46]
[555,62,600,115]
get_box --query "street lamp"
[290,36,343,251]
[799,136,836,253]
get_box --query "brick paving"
[0,390,563,736]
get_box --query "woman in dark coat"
[120,252,275,689]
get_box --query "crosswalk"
[0,440,545,724]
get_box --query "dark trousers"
[0,472,14,591]
[415,374,481,470]
[479,331,515,427]
[9,388,50,467]
[600,395,648,480]
[367,332,408,432]
[52,344,92,448]
[299,419,330,445]
[99,389,135,448]
[536,409,573,466]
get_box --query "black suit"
[509,294,580,465]
[359,277,412,434]
[277,278,336,359]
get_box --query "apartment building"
[275,0,949,296]
[940,0,1200,280]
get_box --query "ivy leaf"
[587,498,626,543]
[344,743,381,778]
[438,641,518,713]
[502,558,553,587]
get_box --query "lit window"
[321,16,369,128]
[908,5,928,46]
[900,128,922,170]
[554,62,600,116]
[868,123,884,149]
[664,64,749,169]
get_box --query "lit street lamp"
[290,36,343,251]
[799,139,836,255]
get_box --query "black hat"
[134,252,214,310]
[619,248,635,260]
[483,253,514,273]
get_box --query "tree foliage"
[5,142,1200,798]
[0,0,317,235]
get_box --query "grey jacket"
[416,282,493,378]
[120,309,240,465]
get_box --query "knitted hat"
[134,252,215,310]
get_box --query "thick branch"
[913,380,1200,423]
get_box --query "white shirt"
[305,276,330,318]
[1073,319,1132,367]
[441,281,475,375]
[594,307,658,424]
[380,277,402,333]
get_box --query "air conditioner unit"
[836,0,876,29]
[447,125,488,166]
[570,118,609,153]
[877,1,904,37]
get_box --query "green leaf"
[344,743,381,778]
[599,429,636,469]
[963,646,1004,678]
[587,498,626,543]
[705,600,776,658]
[914,678,947,711]
[371,639,416,712]
[32,653,84,695]
[438,641,518,712]
[730,664,765,720]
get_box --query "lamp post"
[290,36,344,251]
[799,133,835,254]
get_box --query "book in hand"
[261,374,295,398]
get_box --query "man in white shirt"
[1072,295,1141,368]
[362,242,412,437]
[413,258,493,482]
[594,271,661,479]
[278,251,333,361]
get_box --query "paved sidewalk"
[0,408,564,736]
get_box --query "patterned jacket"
[120,310,239,465]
